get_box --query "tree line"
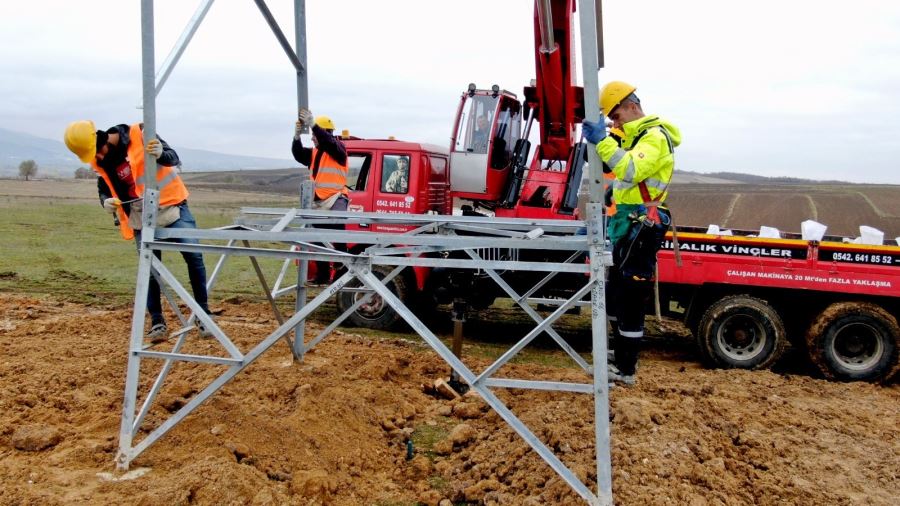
[15,159,95,180]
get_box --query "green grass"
[0,194,594,371]
[411,419,452,460]
[0,198,297,306]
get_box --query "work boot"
[146,323,168,344]
[607,363,635,387]
[197,317,214,338]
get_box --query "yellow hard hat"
[599,81,637,117]
[315,116,335,130]
[64,120,98,163]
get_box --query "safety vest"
[310,147,349,200]
[604,171,617,216]
[91,123,189,240]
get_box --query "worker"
[582,81,681,386]
[63,120,213,344]
[384,156,410,193]
[471,114,491,153]
[291,108,349,284]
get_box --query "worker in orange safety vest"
[63,120,213,344]
[291,109,350,284]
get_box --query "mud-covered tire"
[336,265,409,330]
[805,302,899,382]
[696,295,787,370]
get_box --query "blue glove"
[582,120,606,144]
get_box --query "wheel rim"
[716,313,766,361]
[830,322,883,371]
[353,291,386,320]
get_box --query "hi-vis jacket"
[309,148,349,200]
[291,125,349,201]
[91,123,189,240]
[596,115,681,206]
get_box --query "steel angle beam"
[239,209,584,234]
[155,228,588,252]
[464,248,592,375]
[354,266,604,505]
[117,268,357,469]
[146,240,593,274]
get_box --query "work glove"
[103,197,121,215]
[146,138,163,159]
[298,108,314,127]
[294,120,303,139]
[604,186,614,207]
[581,120,606,144]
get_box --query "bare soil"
[1,293,898,505]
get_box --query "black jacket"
[97,124,179,213]
[291,125,347,177]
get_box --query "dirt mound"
[0,294,897,505]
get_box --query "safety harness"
[629,125,682,267]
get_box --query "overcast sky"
[2,0,899,183]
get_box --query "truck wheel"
[337,265,408,330]
[805,302,899,382]
[697,295,787,370]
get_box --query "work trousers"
[313,195,349,283]
[606,209,670,375]
[133,202,210,325]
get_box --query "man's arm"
[155,135,180,167]
[311,125,347,165]
[97,177,112,206]
[291,137,312,166]
[137,124,180,167]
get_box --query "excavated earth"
[0,293,898,505]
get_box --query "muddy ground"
[0,293,897,505]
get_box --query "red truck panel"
[658,232,900,298]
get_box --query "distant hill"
[0,126,294,177]
[0,126,850,186]
[682,171,848,185]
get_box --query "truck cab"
[343,139,451,233]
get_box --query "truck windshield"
[454,94,498,154]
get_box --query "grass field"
[0,180,299,306]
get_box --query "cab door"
[345,150,374,231]
[373,152,415,233]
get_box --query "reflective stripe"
[642,177,668,191]
[613,177,668,192]
[158,170,179,189]
[619,329,643,338]
[607,315,618,322]
[316,182,344,190]
[317,167,347,177]
[606,148,627,168]
[135,169,178,189]
[623,159,636,183]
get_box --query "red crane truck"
[321,0,899,382]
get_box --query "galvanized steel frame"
[118,1,612,504]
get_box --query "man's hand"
[299,108,314,127]
[582,120,606,144]
[103,197,121,215]
[146,139,163,159]
[294,120,303,139]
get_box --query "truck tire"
[337,265,408,330]
[696,295,787,370]
[805,302,899,382]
